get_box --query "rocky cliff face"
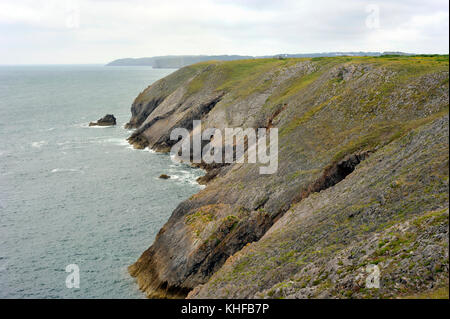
[126,56,449,299]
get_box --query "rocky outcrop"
[190,115,450,299]
[126,56,449,298]
[89,114,116,126]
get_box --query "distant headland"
[106,52,412,68]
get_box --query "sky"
[0,0,448,64]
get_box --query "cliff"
[126,56,449,299]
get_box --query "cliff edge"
[126,56,449,299]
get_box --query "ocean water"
[0,65,205,298]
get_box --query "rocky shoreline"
[126,56,449,299]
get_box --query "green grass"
[186,58,294,98]
[412,208,449,228]
[402,286,449,299]
[268,70,323,108]
[185,55,448,103]
[331,109,448,163]
[185,206,216,237]
[280,95,339,137]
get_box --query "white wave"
[38,127,56,132]
[88,125,113,129]
[57,141,72,146]
[124,145,157,153]
[74,122,89,128]
[74,122,113,129]
[164,166,205,187]
[101,138,129,146]
[51,168,82,173]
[143,147,156,153]
[31,141,48,148]
[169,153,184,164]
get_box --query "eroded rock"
[89,114,116,126]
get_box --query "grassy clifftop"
[126,56,449,299]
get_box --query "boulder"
[89,114,116,126]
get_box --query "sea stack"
[89,114,117,126]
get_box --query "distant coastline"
[106,52,411,68]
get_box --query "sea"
[0,65,205,298]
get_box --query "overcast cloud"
[0,0,448,64]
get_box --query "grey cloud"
[0,0,448,64]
